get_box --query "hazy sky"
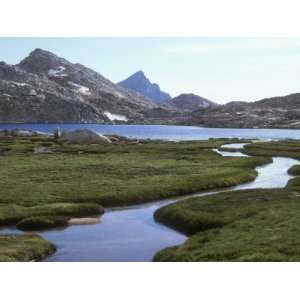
[1,37,300,104]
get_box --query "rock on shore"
[59,129,112,144]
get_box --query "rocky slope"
[118,71,171,103]
[2,48,300,128]
[168,93,217,112]
[0,49,175,123]
[186,93,300,128]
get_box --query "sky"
[1,37,300,104]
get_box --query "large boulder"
[59,129,111,145]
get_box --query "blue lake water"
[1,124,300,140]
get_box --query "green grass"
[154,189,292,235]
[154,139,300,262]
[16,216,69,231]
[217,147,244,152]
[242,139,300,192]
[154,186,300,261]
[0,135,276,261]
[0,234,56,262]
[243,140,300,159]
[288,165,300,176]
[0,137,268,209]
[0,203,104,226]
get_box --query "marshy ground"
[0,135,298,261]
[154,140,300,261]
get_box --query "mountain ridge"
[168,93,218,112]
[184,92,300,128]
[1,48,300,128]
[0,49,178,124]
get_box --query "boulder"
[59,129,111,145]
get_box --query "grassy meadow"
[154,140,300,262]
[2,135,300,261]
[0,136,267,210]
[0,134,269,261]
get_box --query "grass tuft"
[16,216,69,231]
[0,234,56,262]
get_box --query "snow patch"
[14,82,29,87]
[68,81,91,96]
[48,66,68,78]
[7,81,30,87]
[113,91,125,98]
[104,111,128,121]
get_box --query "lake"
[1,124,300,140]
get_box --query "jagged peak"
[122,70,157,85]
[135,70,144,75]
[130,70,148,80]
[118,71,171,103]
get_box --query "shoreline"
[2,122,300,130]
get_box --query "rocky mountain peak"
[28,48,54,57]
[122,70,150,85]
[133,70,146,78]
[0,48,178,124]
[18,48,69,76]
[23,48,63,61]
[118,71,171,103]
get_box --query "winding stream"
[0,144,299,261]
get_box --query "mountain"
[185,93,300,128]
[3,48,299,128]
[118,71,171,103]
[0,49,176,123]
[168,93,217,112]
